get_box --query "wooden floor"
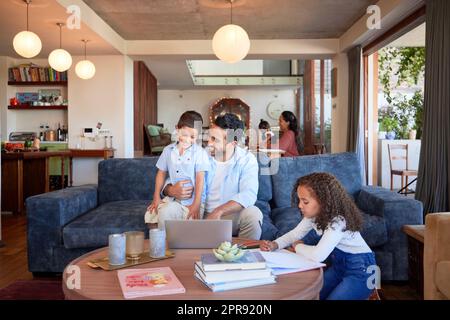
[0,214,420,299]
[0,214,34,289]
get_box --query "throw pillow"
[147,125,161,137]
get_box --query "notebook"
[200,251,266,272]
[194,272,276,292]
[117,267,185,299]
[194,261,272,284]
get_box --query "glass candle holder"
[149,229,166,258]
[108,233,126,266]
[125,231,145,261]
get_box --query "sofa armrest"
[26,185,98,227]
[424,213,450,299]
[357,186,423,223]
[26,185,98,273]
[356,185,423,280]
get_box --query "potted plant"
[379,107,399,140]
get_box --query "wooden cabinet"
[403,225,424,299]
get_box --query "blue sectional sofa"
[26,152,423,280]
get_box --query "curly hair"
[291,172,363,232]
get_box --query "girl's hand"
[290,240,304,252]
[260,241,278,252]
[147,198,160,213]
[186,204,200,220]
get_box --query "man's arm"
[206,200,243,220]
[163,181,193,200]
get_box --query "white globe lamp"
[76,60,96,80]
[75,40,96,80]
[48,48,72,72]
[212,24,250,63]
[13,1,42,58]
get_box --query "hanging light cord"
[26,1,29,31]
[230,0,233,24]
[84,41,87,60]
[59,25,62,48]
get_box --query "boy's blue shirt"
[156,142,210,206]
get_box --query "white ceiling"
[0,0,120,58]
[388,23,425,47]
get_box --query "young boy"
[145,111,209,229]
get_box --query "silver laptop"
[165,220,232,249]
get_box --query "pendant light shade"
[212,0,250,63]
[48,49,72,72]
[48,23,72,72]
[13,0,42,58]
[212,24,250,64]
[75,40,96,80]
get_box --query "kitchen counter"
[1,150,71,214]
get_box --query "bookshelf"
[8,105,68,110]
[8,81,68,86]
[6,63,69,139]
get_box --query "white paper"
[260,249,325,271]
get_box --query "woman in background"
[278,111,301,157]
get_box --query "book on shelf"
[117,267,185,299]
[200,251,266,272]
[8,64,67,83]
[194,272,276,292]
[194,261,273,284]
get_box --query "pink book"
[117,267,186,299]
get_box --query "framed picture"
[331,68,337,98]
[38,89,61,103]
[16,92,39,104]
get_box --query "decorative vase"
[385,132,396,140]
[409,130,417,140]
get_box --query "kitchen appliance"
[44,130,56,141]
[9,131,37,142]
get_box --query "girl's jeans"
[301,230,377,300]
[320,248,377,300]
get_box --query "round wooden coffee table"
[62,241,323,300]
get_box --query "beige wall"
[68,55,134,185]
[331,54,349,153]
[158,89,297,133]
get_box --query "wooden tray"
[87,250,175,271]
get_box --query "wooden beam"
[363,6,426,56]
[372,52,379,186]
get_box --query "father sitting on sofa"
[158,113,263,240]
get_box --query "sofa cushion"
[63,200,150,249]
[360,212,388,247]
[256,152,272,202]
[255,200,278,240]
[98,158,158,205]
[270,207,388,248]
[271,152,362,208]
[271,207,302,237]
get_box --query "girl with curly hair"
[260,172,377,300]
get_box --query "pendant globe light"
[48,23,72,72]
[13,0,42,58]
[212,0,250,64]
[75,40,96,80]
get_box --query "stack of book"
[8,63,68,82]
[194,251,276,292]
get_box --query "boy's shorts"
[144,196,205,223]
